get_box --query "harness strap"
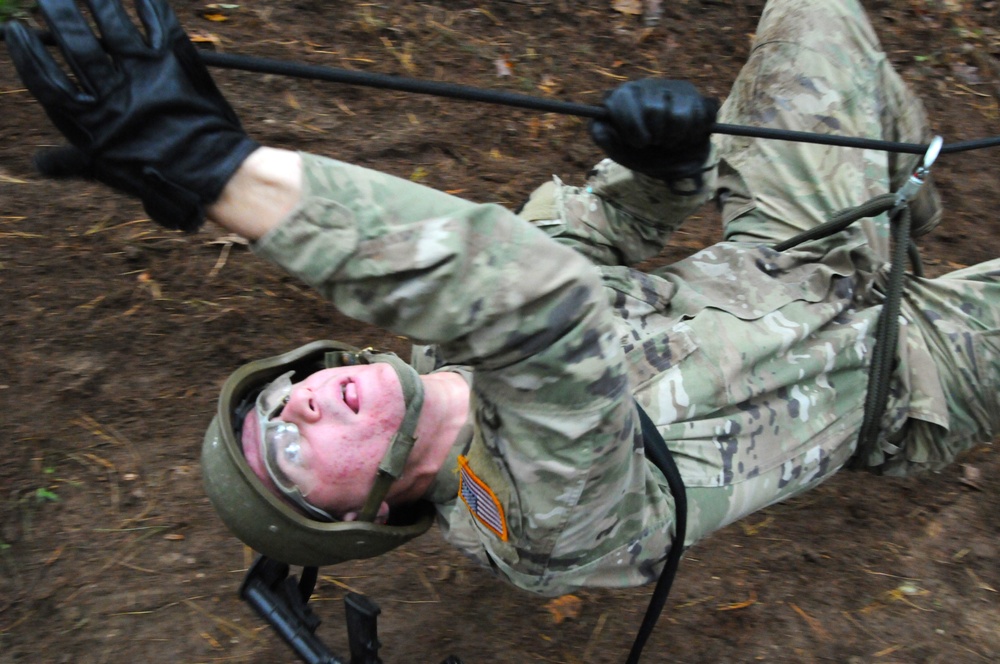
[770,195,917,471]
[627,403,688,664]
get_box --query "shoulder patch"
[458,455,509,541]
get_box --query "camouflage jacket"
[253,151,948,596]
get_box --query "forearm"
[518,151,717,267]
[207,147,304,240]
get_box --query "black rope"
[194,50,1000,157]
[851,203,913,470]
[773,193,898,252]
[3,24,1000,156]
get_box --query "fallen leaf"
[612,0,643,16]
[960,463,982,490]
[333,99,355,116]
[537,74,560,94]
[138,271,162,299]
[188,30,222,49]
[201,3,239,21]
[966,568,997,592]
[544,595,583,624]
[84,453,115,470]
[495,57,513,77]
[717,590,757,611]
[874,645,904,658]
[200,631,221,649]
[789,602,830,640]
[45,545,64,566]
[740,515,773,536]
[884,583,932,611]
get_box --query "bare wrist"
[207,147,303,240]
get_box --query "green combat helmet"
[201,340,435,567]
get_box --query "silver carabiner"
[896,135,943,205]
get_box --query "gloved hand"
[589,79,718,187]
[4,0,259,232]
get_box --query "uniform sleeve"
[516,149,717,267]
[254,152,610,368]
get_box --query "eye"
[277,395,290,417]
[270,422,304,467]
[284,440,302,464]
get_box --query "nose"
[282,385,322,424]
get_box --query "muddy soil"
[1,1,998,663]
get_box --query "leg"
[883,261,1000,475]
[715,0,940,252]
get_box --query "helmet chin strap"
[327,349,426,522]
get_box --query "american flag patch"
[458,455,508,541]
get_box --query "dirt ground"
[1,1,998,662]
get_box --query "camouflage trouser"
[716,0,1000,474]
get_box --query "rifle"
[240,555,463,664]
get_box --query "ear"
[341,501,390,525]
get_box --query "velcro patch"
[517,179,558,222]
[458,455,508,541]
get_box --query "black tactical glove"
[4,0,259,232]
[589,79,718,189]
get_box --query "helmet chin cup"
[201,340,434,567]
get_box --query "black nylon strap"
[627,404,688,664]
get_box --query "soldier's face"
[242,362,405,517]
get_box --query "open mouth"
[341,379,359,414]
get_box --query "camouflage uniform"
[253,0,1000,596]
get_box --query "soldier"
[5,0,998,598]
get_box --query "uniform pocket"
[599,266,698,390]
